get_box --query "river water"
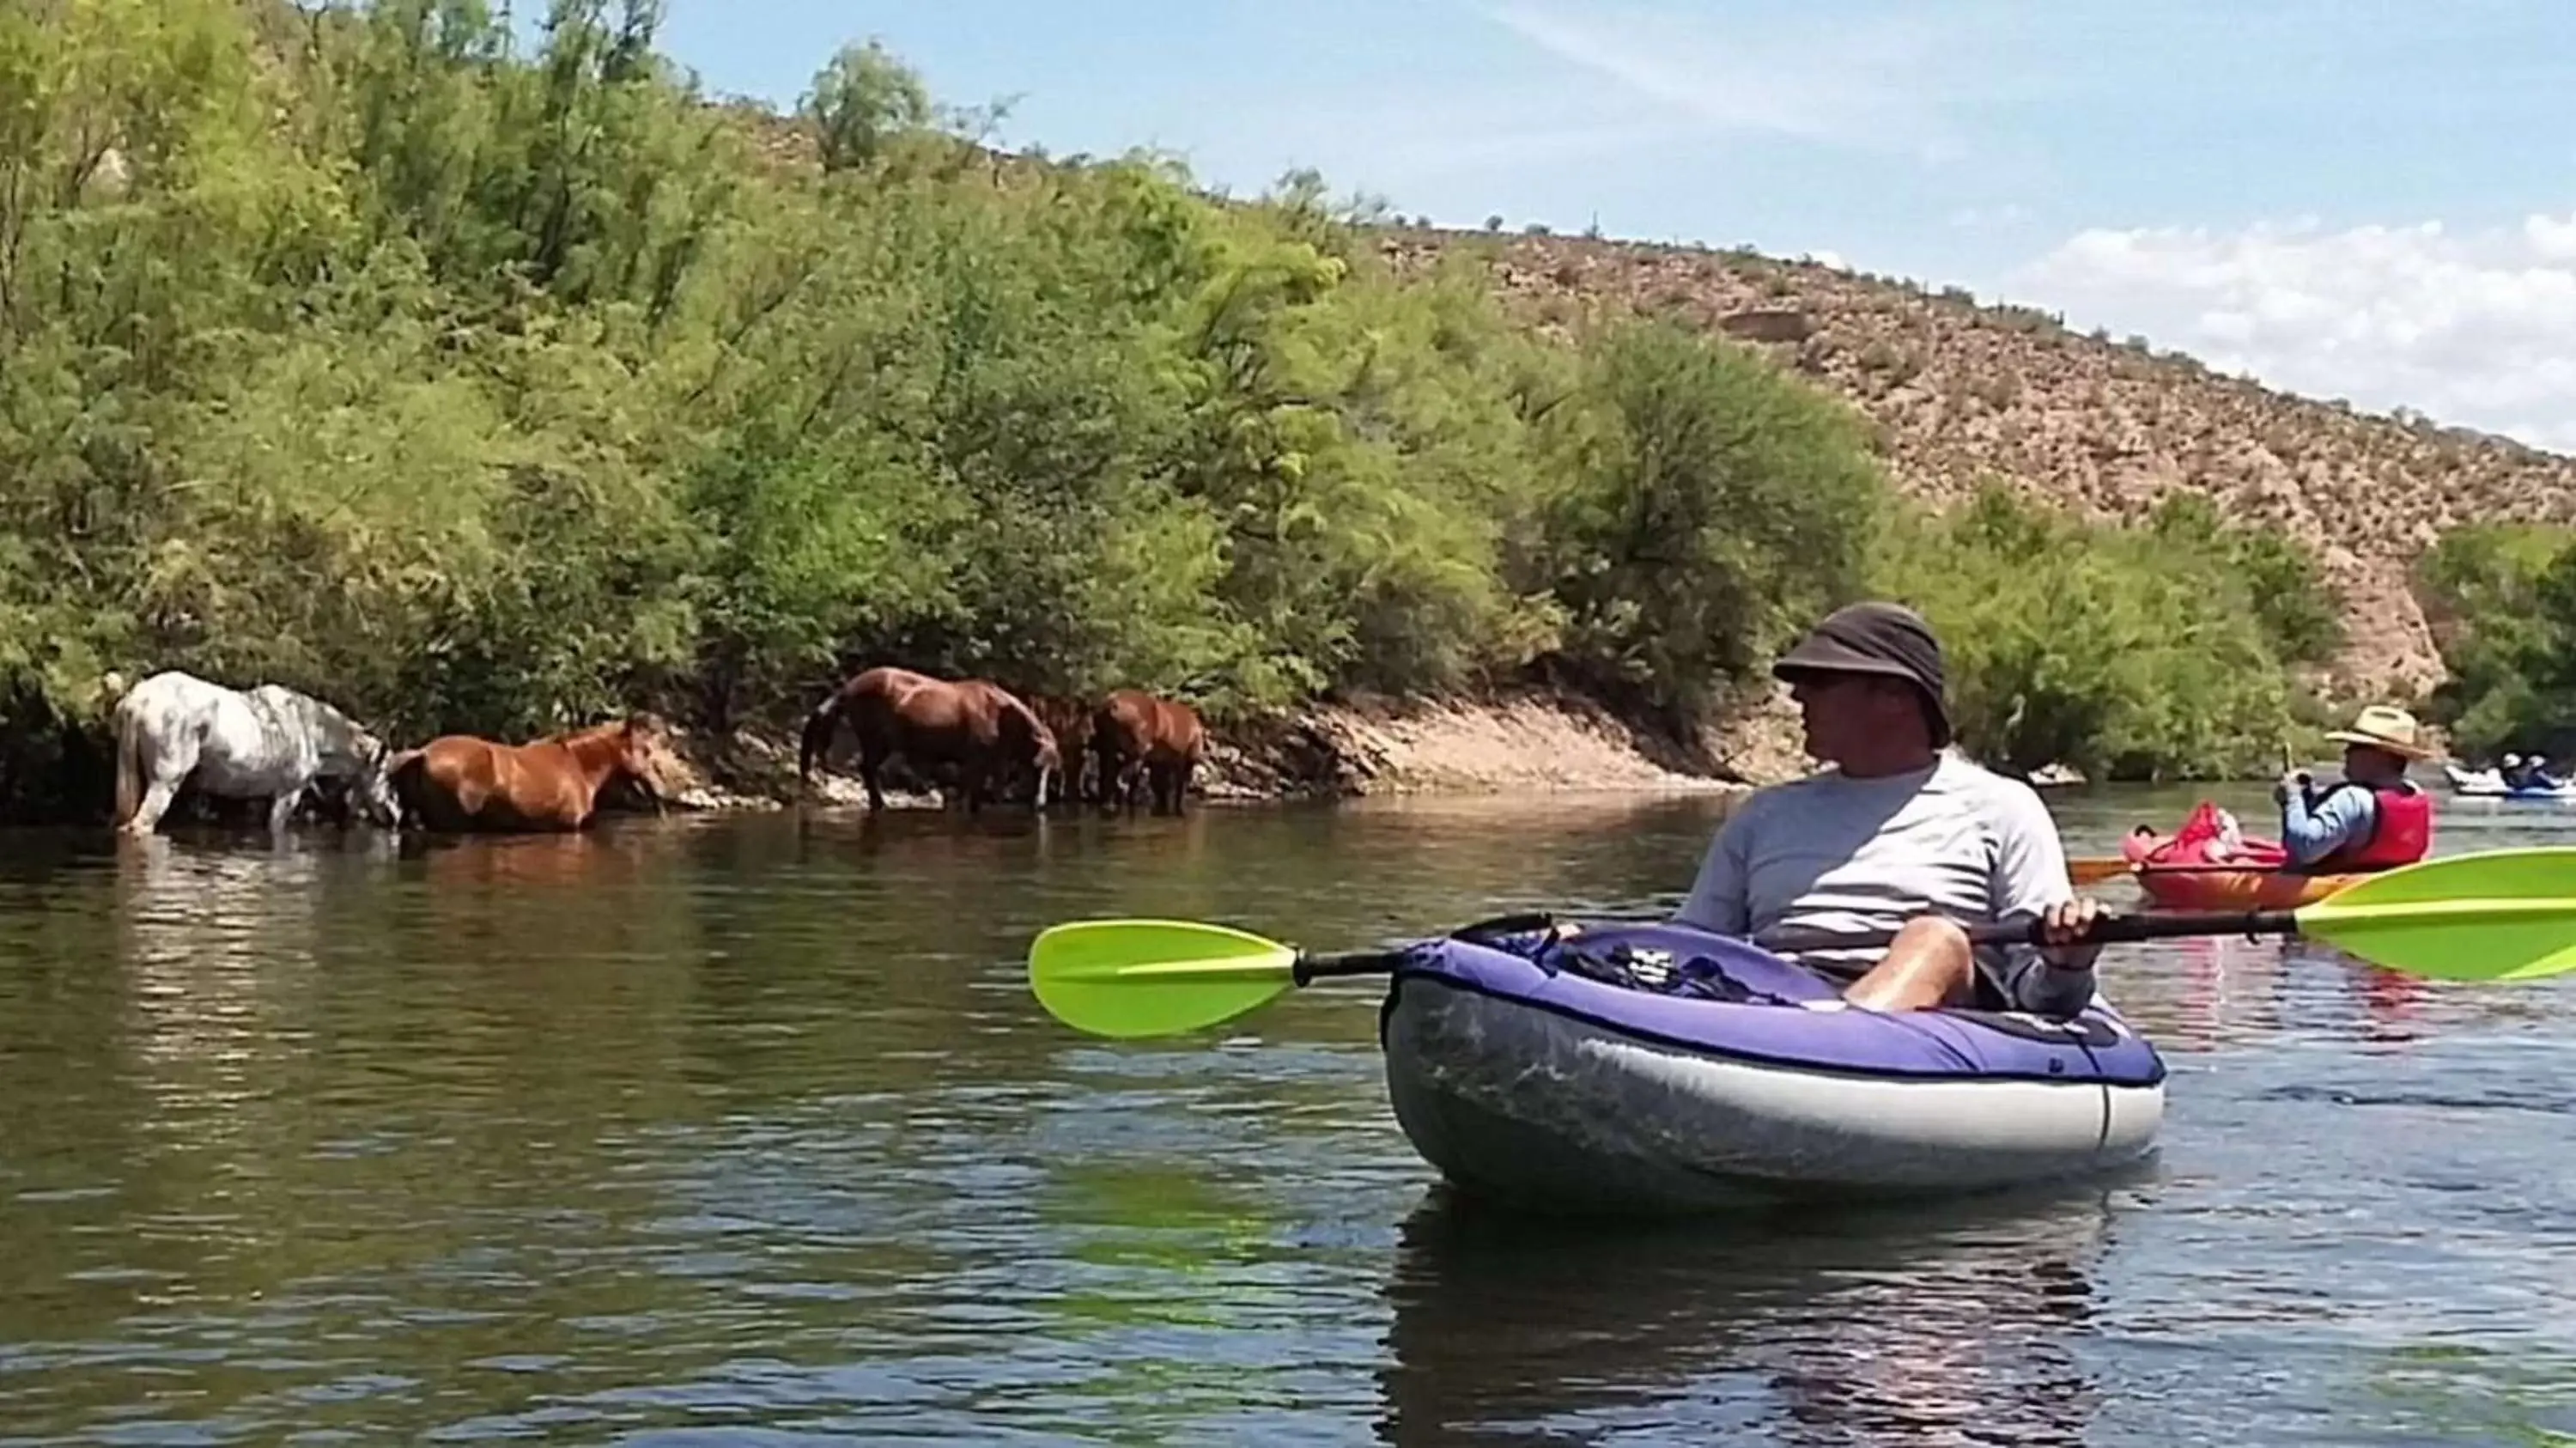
[2,783,2573,1445]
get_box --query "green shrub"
[1875,485,2305,782]
[2413,523,2576,759]
[0,0,2357,814]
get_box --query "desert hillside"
[714,89,2576,702]
[1377,228,2576,703]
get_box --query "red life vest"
[2312,782,2433,872]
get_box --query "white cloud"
[2013,214,2576,451]
[1481,3,1974,162]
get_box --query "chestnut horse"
[389,714,687,833]
[1091,689,1206,816]
[1024,693,1097,806]
[798,666,1061,813]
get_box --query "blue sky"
[649,0,2576,447]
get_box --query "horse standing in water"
[111,671,401,837]
[1091,689,1206,816]
[798,666,1060,813]
[1024,692,1097,806]
[388,714,688,833]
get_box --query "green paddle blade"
[1028,918,1303,1038]
[2296,846,2576,982]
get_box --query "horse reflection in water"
[396,830,677,974]
[1375,1186,2117,1447]
[408,830,652,891]
[808,792,1218,911]
[110,834,390,1123]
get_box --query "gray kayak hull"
[1381,974,2165,1214]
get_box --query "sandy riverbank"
[661,684,1814,813]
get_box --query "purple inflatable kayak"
[1375,918,2166,1213]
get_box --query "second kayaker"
[2276,703,2436,873]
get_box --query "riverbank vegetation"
[0,0,2349,818]
[1881,488,2342,782]
[2413,524,2576,760]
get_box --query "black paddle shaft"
[1294,950,1414,983]
[1288,909,2305,983]
[1773,908,2306,956]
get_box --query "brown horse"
[1091,689,1206,816]
[389,714,688,833]
[798,666,1061,813]
[1023,692,1097,806]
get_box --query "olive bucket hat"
[1771,600,1952,747]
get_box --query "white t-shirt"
[1674,751,2099,1017]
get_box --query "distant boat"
[2441,762,2576,801]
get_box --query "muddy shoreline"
[664,686,1801,815]
[0,684,1807,829]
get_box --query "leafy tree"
[2146,492,2345,666]
[1878,485,2300,782]
[2414,524,2576,759]
[1536,319,1883,726]
[802,38,931,174]
[0,3,2360,816]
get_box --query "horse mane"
[540,715,675,782]
[550,713,661,744]
[254,683,382,762]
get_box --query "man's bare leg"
[1842,916,1974,1012]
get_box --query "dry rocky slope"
[1380,227,2576,703]
[705,113,2576,792]
[715,111,2576,699]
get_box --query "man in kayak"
[2275,704,2435,873]
[2500,751,2563,792]
[1674,600,2105,1018]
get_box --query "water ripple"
[1,791,2572,1444]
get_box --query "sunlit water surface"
[3,783,2573,1445]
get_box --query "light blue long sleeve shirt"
[2281,782,2378,867]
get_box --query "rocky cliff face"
[1382,228,2576,703]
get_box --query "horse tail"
[381,747,423,825]
[112,698,146,830]
[1006,698,1061,809]
[798,693,843,784]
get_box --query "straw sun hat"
[2322,703,2436,761]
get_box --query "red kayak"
[2120,802,2364,910]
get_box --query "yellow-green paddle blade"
[1028,918,1304,1038]
[2294,847,2576,983]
